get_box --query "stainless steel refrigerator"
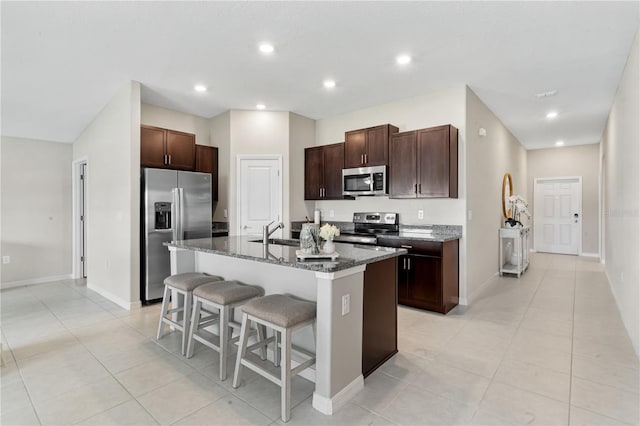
[141,168,212,303]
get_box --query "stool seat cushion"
[242,294,316,328]
[193,281,261,305]
[164,272,223,292]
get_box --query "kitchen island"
[165,236,405,415]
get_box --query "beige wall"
[210,111,231,222]
[228,110,290,236]
[1,137,72,285]
[465,87,528,303]
[73,81,141,308]
[527,144,600,255]
[289,113,316,223]
[141,103,211,146]
[601,32,639,355]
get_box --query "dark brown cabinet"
[344,124,399,168]
[195,145,219,201]
[304,143,345,200]
[389,124,458,198]
[362,257,397,377]
[141,125,196,170]
[378,238,459,314]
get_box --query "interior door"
[80,162,87,278]
[238,158,281,237]
[534,177,581,255]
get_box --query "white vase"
[323,239,335,254]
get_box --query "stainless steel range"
[334,212,399,245]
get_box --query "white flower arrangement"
[507,194,531,226]
[319,223,340,241]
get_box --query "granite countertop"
[290,222,462,243]
[165,236,406,273]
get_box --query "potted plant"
[319,223,340,253]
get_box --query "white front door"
[534,177,582,255]
[237,157,282,237]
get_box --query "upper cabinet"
[305,143,345,200]
[344,124,399,168]
[141,125,196,170]
[389,124,458,198]
[195,145,219,201]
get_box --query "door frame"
[236,155,283,236]
[72,157,88,279]
[533,176,583,255]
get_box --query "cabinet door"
[141,126,167,168]
[195,145,219,201]
[406,255,443,312]
[389,131,417,198]
[365,126,388,166]
[344,130,366,168]
[166,130,196,171]
[304,147,324,200]
[417,126,451,197]
[322,143,345,199]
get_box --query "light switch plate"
[341,294,350,316]
[418,210,424,220]
[2,256,9,264]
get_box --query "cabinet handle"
[402,258,406,269]
[401,245,413,249]
[163,154,167,165]
[418,183,421,194]
[319,188,322,198]
[407,258,411,270]
[364,154,367,164]
[414,183,417,194]
[168,155,171,164]
[322,188,325,198]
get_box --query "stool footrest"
[246,335,275,353]
[291,357,315,376]
[161,317,183,330]
[240,358,281,386]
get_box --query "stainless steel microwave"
[342,165,387,196]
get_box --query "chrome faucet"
[263,220,285,245]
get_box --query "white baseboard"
[1,274,73,290]
[87,283,142,310]
[580,252,600,258]
[465,272,499,306]
[312,374,364,415]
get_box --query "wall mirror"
[502,172,513,218]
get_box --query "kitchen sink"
[249,238,300,247]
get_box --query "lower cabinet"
[379,238,459,314]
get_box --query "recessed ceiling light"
[546,111,558,119]
[535,90,558,98]
[555,140,565,146]
[259,43,274,54]
[194,84,207,93]
[396,54,412,65]
[323,80,336,89]
[256,104,266,110]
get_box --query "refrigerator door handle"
[171,188,178,242]
[178,187,185,240]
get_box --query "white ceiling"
[2,2,638,149]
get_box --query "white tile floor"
[1,253,638,425]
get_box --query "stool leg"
[257,325,267,361]
[280,328,292,422]
[219,305,230,381]
[186,298,201,359]
[233,314,251,389]
[182,292,192,356]
[274,330,281,367]
[156,285,170,340]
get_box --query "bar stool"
[186,280,263,380]
[233,294,316,423]
[157,272,223,355]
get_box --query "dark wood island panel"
[362,257,398,377]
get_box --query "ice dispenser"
[154,202,171,230]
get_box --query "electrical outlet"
[418,210,424,220]
[223,209,228,218]
[468,210,473,221]
[341,294,350,316]
[2,256,10,264]
[329,210,334,218]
